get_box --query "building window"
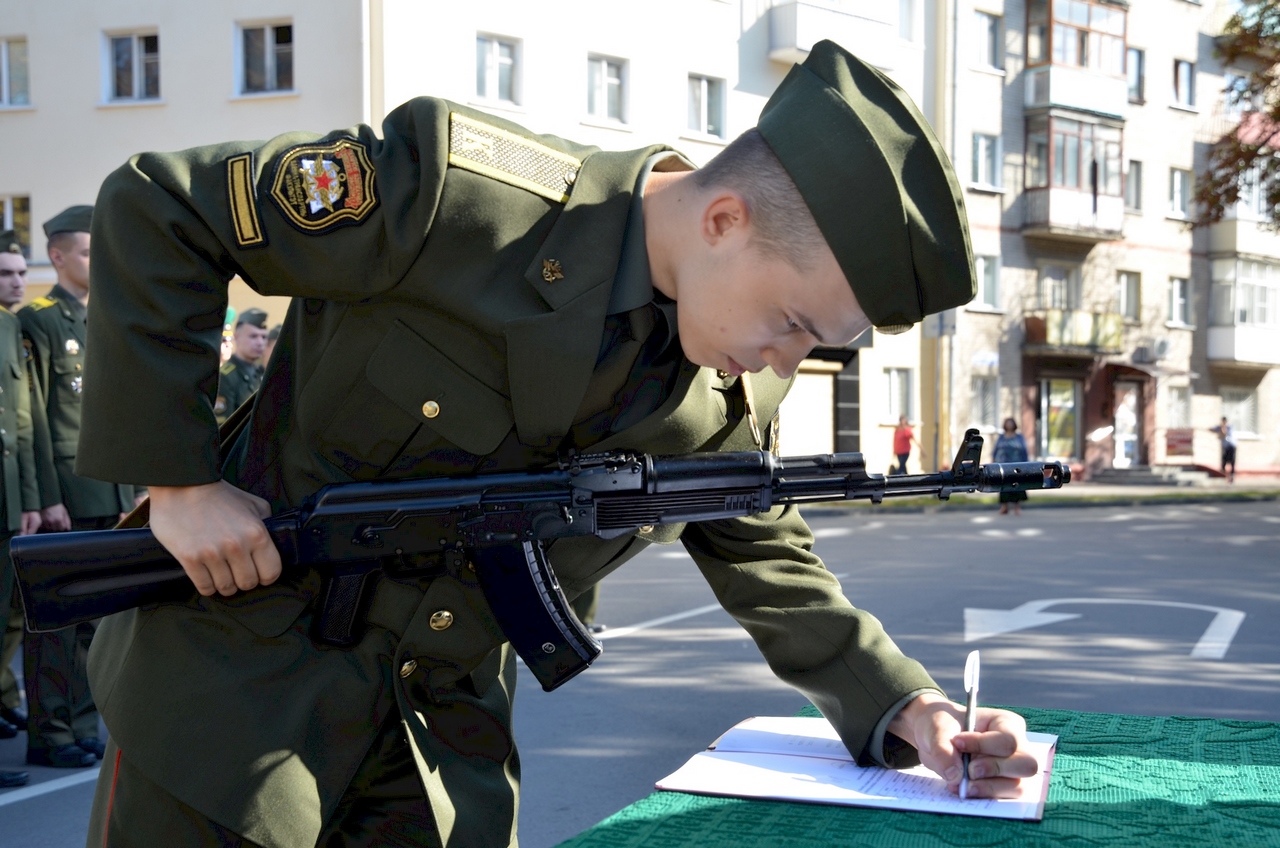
[1167,385,1191,429]
[975,254,999,308]
[971,133,1001,188]
[1126,47,1144,102]
[1,38,29,106]
[1235,164,1271,220]
[1034,0,1126,75]
[586,55,625,122]
[1118,271,1141,321]
[241,23,293,94]
[476,34,517,104]
[1125,159,1143,211]
[1168,276,1192,325]
[1169,167,1193,217]
[1039,263,1082,310]
[886,368,913,421]
[1224,72,1257,121]
[1173,59,1195,107]
[1026,115,1121,195]
[1039,378,1081,459]
[107,33,160,101]
[688,74,724,138]
[0,195,31,257]
[975,12,1002,69]
[1216,260,1279,326]
[1222,387,1259,435]
[971,376,999,430]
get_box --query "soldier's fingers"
[967,748,1040,781]
[181,561,219,597]
[225,543,262,593]
[250,529,283,587]
[953,775,1025,800]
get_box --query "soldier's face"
[676,234,867,380]
[234,324,269,362]
[50,232,90,291]
[0,253,28,310]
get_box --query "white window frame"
[237,20,294,96]
[973,254,1000,309]
[476,34,519,105]
[1168,276,1192,326]
[975,11,1002,70]
[971,132,1002,189]
[970,375,1000,431]
[586,54,626,124]
[1125,159,1143,211]
[1,38,30,107]
[1221,387,1259,436]
[1173,59,1196,108]
[1166,385,1191,430]
[886,368,914,422]
[104,31,160,102]
[1169,167,1193,218]
[0,195,30,257]
[687,74,725,139]
[1118,271,1141,322]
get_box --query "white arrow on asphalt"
[964,598,1246,660]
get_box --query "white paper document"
[655,715,1057,821]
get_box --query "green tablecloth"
[556,706,1280,847]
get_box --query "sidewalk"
[816,476,1280,512]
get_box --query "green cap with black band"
[0,230,19,254]
[757,40,975,333]
[43,205,94,238]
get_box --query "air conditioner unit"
[1153,338,1170,360]
[1133,346,1152,364]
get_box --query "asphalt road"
[2,500,1277,847]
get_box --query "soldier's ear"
[700,191,751,246]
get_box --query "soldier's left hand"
[19,510,40,535]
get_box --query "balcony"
[1025,309,1123,355]
[1025,65,1128,119]
[1023,188,1124,243]
[769,2,915,95]
[1209,217,1280,261]
[1208,325,1280,366]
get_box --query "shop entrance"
[1113,381,1142,468]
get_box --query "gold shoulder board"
[220,361,236,376]
[29,296,56,311]
[448,112,581,204]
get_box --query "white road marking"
[0,766,100,807]
[964,598,1246,659]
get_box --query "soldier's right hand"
[40,504,71,532]
[149,481,282,597]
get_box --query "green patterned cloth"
[557,706,1280,847]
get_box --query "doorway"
[1113,381,1141,468]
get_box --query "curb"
[800,489,1280,515]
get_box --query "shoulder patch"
[29,296,56,311]
[220,361,236,376]
[269,137,379,235]
[448,112,581,204]
[226,153,266,249]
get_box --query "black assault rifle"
[11,428,1069,692]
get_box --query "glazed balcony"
[1208,325,1280,366]
[1024,308,1124,355]
[1025,64,1128,119]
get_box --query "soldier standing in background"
[214,307,268,423]
[0,232,42,787]
[18,206,135,768]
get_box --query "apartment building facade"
[935,0,1278,477]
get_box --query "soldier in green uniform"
[0,232,42,787]
[78,42,1038,846]
[215,307,269,423]
[19,205,136,768]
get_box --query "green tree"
[1194,1,1280,228]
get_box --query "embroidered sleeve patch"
[448,112,581,204]
[226,153,266,248]
[269,138,379,234]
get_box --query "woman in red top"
[892,415,924,475]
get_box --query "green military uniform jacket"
[215,354,263,422]
[79,99,938,848]
[19,286,134,519]
[0,309,40,615]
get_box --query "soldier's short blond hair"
[693,129,828,271]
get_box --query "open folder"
[655,715,1057,821]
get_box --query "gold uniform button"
[638,524,655,534]
[399,659,418,678]
[422,400,441,419]
[429,610,454,631]
[74,363,82,371]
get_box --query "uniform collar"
[49,284,87,318]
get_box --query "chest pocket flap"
[366,320,513,457]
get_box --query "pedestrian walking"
[891,414,924,475]
[1210,417,1237,483]
[993,418,1029,515]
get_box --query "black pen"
[959,649,980,800]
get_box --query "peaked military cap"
[757,40,975,333]
[0,230,19,254]
[236,307,268,329]
[43,205,94,238]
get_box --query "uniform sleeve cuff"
[866,687,944,768]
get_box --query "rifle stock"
[12,429,1069,690]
